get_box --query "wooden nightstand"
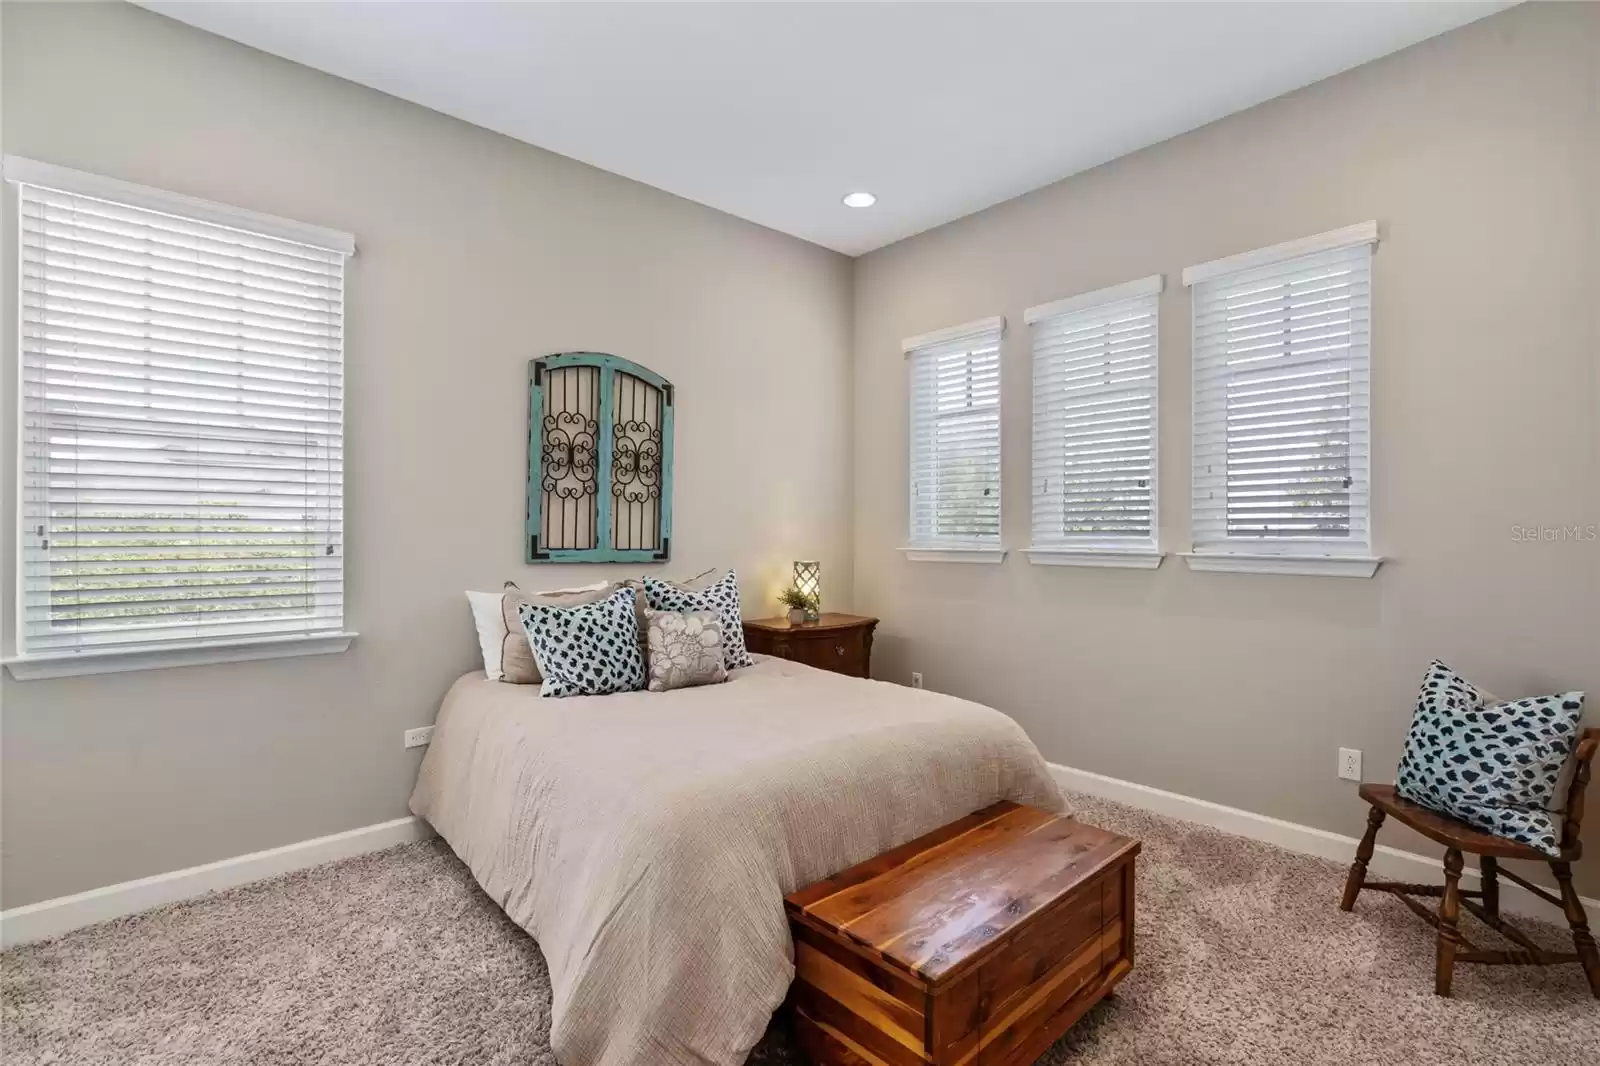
[742,613,878,679]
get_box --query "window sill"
[1180,553,1383,578]
[3,632,358,680]
[900,546,1008,564]
[1023,548,1165,570]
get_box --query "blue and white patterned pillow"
[518,586,645,698]
[1395,660,1584,856]
[642,570,753,670]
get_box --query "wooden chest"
[783,802,1138,1066]
[742,613,877,679]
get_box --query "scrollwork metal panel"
[540,363,600,552]
[528,353,673,562]
[611,370,663,553]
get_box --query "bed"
[408,654,1066,1066]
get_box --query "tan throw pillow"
[616,572,713,666]
[499,582,615,684]
[645,609,728,692]
[618,578,652,664]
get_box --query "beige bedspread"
[409,656,1065,1066]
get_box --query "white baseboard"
[1,815,433,949]
[6,773,1593,952]
[1050,763,1599,924]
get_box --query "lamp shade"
[793,560,821,615]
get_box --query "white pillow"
[466,582,608,681]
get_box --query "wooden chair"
[1339,727,1599,998]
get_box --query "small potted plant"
[778,587,818,625]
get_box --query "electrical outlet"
[1337,747,1362,781]
[404,726,435,749]
[910,672,924,689]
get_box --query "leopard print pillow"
[518,586,645,698]
[642,570,753,669]
[1395,660,1584,856]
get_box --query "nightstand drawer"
[787,632,868,677]
[742,614,877,679]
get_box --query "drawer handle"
[835,644,846,656]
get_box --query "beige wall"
[853,3,1600,894]
[0,2,854,907]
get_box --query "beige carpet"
[3,792,1596,1065]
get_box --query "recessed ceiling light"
[842,191,877,208]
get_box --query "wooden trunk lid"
[785,801,1139,987]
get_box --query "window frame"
[1023,275,1164,570]
[3,156,357,678]
[1181,222,1382,578]
[901,316,1006,563]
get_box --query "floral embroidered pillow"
[644,609,728,693]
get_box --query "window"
[903,317,1004,561]
[1025,276,1162,568]
[526,352,674,563]
[7,157,356,677]
[1184,222,1380,577]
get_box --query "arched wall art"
[526,353,674,562]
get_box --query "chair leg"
[1341,806,1386,912]
[1436,848,1464,997]
[1479,855,1499,918]
[1552,861,1600,999]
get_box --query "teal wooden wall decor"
[527,353,674,563]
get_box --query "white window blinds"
[1188,227,1374,555]
[907,320,1003,548]
[14,163,352,660]
[1027,278,1160,551]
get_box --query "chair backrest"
[1561,727,1599,851]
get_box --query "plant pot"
[787,608,806,625]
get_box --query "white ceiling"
[139,2,1510,256]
